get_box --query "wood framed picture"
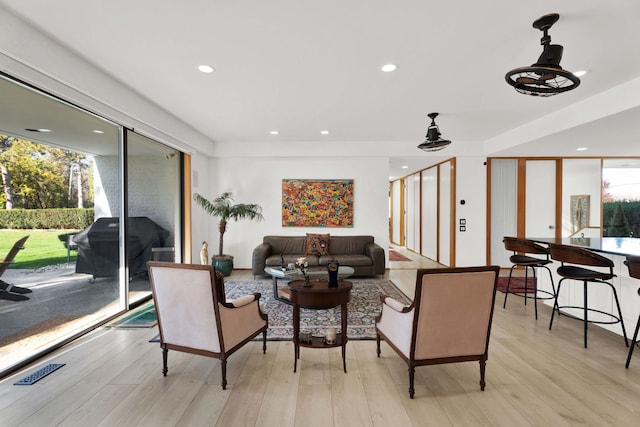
[570,194,589,233]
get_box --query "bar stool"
[548,243,628,348]
[624,256,640,368]
[502,237,556,319]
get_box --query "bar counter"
[526,236,640,339]
[529,237,640,258]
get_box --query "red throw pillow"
[305,233,330,256]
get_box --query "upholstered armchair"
[147,262,268,389]
[375,266,500,398]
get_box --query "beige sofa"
[252,235,385,277]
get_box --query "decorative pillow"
[305,233,330,256]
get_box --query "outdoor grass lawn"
[0,229,79,269]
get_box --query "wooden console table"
[288,279,352,373]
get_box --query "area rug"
[147,279,411,342]
[497,276,536,294]
[389,249,411,262]
[225,278,411,340]
[105,302,157,328]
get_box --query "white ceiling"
[1,1,640,179]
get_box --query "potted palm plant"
[193,191,264,276]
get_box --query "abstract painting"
[282,179,354,227]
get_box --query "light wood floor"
[1,247,639,426]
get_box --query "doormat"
[14,363,65,385]
[389,249,411,262]
[497,276,537,294]
[105,302,157,328]
[149,278,411,342]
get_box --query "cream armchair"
[147,262,268,389]
[376,266,500,398]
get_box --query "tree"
[193,192,264,258]
[0,136,93,209]
[602,179,614,203]
[0,135,15,209]
[607,202,632,237]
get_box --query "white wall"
[455,156,487,266]
[190,152,213,258]
[439,162,452,266]
[562,159,602,236]
[190,156,391,269]
[0,7,214,156]
[93,154,179,242]
[391,180,402,244]
[421,168,438,260]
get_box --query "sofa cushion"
[266,254,320,267]
[328,235,373,255]
[305,233,330,256]
[320,254,372,267]
[264,236,307,254]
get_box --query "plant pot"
[212,257,234,277]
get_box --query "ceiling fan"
[417,112,451,152]
[505,13,580,97]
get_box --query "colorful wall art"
[282,179,354,227]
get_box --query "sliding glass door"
[0,74,183,377]
[126,131,181,304]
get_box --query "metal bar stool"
[548,243,628,348]
[502,237,555,319]
[624,256,640,368]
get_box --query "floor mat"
[105,302,157,328]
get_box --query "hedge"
[603,201,640,237]
[0,208,94,229]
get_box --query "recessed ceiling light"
[26,128,51,133]
[573,70,589,77]
[381,63,397,73]
[576,147,588,151]
[38,128,51,132]
[320,130,330,135]
[401,165,408,169]
[198,65,215,73]
[92,130,104,134]
[270,130,279,135]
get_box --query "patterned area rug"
[224,279,411,340]
[497,276,536,294]
[389,249,412,262]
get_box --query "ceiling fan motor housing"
[535,44,564,69]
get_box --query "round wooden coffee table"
[288,279,352,373]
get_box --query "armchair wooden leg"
[376,333,381,357]
[262,330,267,354]
[408,365,415,399]
[479,358,486,391]
[162,346,168,377]
[221,359,228,390]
